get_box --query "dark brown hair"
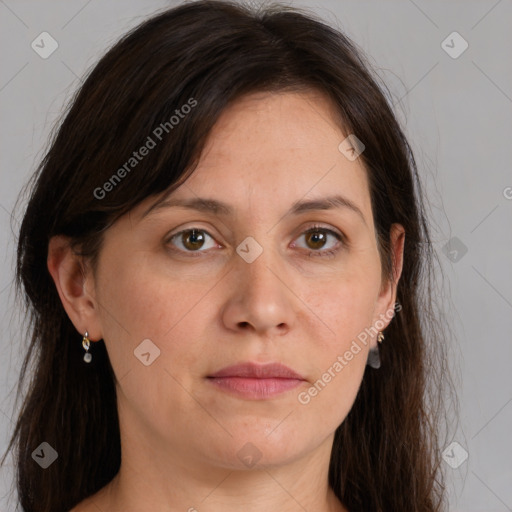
[2,1,456,510]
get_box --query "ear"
[47,235,103,342]
[371,223,405,338]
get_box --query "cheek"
[299,272,378,396]
[97,247,205,339]
[293,351,367,449]
[94,253,211,422]
[304,267,380,351]
[296,282,375,429]
[94,250,208,381]
[295,268,379,414]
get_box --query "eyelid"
[165,222,347,255]
[291,223,346,253]
[299,222,344,239]
[165,224,220,245]
[166,221,344,240]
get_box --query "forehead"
[200,90,346,161]
[135,90,373,227]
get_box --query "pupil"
[309,231,325,249]
[186,229,204,249]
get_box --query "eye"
[166,224,345,258]
[292,224,345,258]
[166,228,218,256]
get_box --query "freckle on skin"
[77,91,401,512]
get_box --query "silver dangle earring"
[367,331,385,369]
[82,331,92,363]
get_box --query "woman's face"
[60,90,404,473]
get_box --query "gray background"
[1,1,511,511]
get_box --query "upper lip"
[208,362,306,380]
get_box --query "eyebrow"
[141,193,366,225]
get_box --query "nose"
[220,248,296,338]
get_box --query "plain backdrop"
[1,1,511,511]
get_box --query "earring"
[82,331,92,363]
[366,346,380,369]
[367,331,385,369]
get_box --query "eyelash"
[166,224,345,259]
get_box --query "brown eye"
[304,229,329,250]
[166,225,344,259]
[181,229,206,250]
[167,228,217,254]
[294,226,344,258]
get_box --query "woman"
[1,1,454,510]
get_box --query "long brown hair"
[2,1,456,510]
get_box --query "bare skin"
[49,90,404,512]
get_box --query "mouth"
[206,362,306,400]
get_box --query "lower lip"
[207,377,304,399]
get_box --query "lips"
[207,362,305,380]
[206,362,307,399]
